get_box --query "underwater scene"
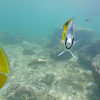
[0,0,100,100]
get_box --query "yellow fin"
[0,47,10,74]
[62,31,66,40]
[61,40,64,47]
[63,17,73,33]
[61,17,73,44]
[0,73,7,89]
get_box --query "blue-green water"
[0,0,100,38]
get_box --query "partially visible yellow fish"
[0,47,10,89]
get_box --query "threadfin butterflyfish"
[58,17,82,58]
[0,47,10,89]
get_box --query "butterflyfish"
[58,17,82,58]
[0,47,10,89]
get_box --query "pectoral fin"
[58,51,66,56]
[73,37,83,46]
[69,51,76,58]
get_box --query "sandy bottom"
[0,37,99,100]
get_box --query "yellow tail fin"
[0,47,10,89]
[0,73,7,89]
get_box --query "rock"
[0,34,23,45]
[45,95,56,100]
[42,74,54,84]
[72,82,85,92]
[78,45,92,67]
[86,82,97,90]
[78,40,100,68]
[6,83,21,100]
[52,26,63,45]
[6,84,37,100]
[91,54,100,88]
[50,45,72,60]
[22,48,35,55]
[43,42,55,49]
[15,85,37,100]
[75,27,93,47]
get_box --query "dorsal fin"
[63,17,73,32]
[62,17,73,41]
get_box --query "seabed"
[0,37,99,100]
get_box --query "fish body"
[27,59,46,68]
[58,17,76,58]
[85,18,90,22]
[0,47,10,89]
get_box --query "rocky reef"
[1,38,100,100]
[6,84,37,100]
[78,40,100,68]
[6,83,21,100]
[75,27,93,47]
[0,34,23,45]
[50,45,72,60]
[22,48,35,55]
[42,73,54,84]
[91,54,100,88]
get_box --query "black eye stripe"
[65,37,74,49]
[65,37,67,47]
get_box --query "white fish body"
[58,17,76,58]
